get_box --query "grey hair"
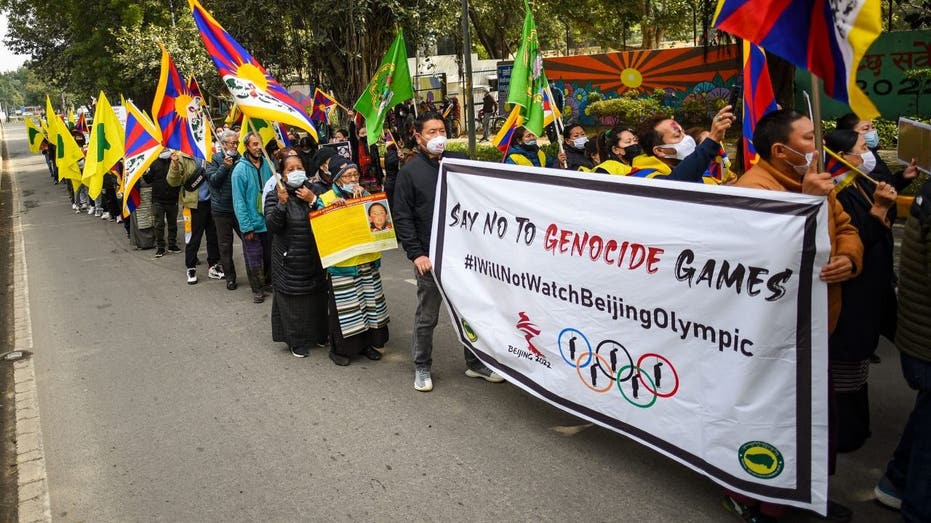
[243,131,261,145]
[220,130,238,142]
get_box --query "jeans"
[185,201,219,270]
[74,185,90,207]
[411,270,483,372]
[885,352,931,523]
[481,113,493,140]
[152,200,179,249]
[213,212,241,284]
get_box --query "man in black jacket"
[393,112,505,392]
[143,150,181,257]
[206,131,242,290]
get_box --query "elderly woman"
[316,161,389,366]
[824,128,900,452]
[263,154,328,358]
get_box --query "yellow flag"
[238,116,281,155]
[24,117,45,154]
[82,92,126,199]
[68,108,75,126]
[47,95,84,183]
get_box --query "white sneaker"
[186,268,198,285]
[465,367,505,383]
[87,207,95,215]
[72,203,79,211]
[116,215,123,224]
[101,212,111,220]
[208,264,224,280]
[414,369,433,392]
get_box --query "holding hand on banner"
[414,256,431,276]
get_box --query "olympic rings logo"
[557,328,679,409]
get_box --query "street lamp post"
[461,0,476,157]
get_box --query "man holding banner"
[729,110,863,522]
[393,112,505,392]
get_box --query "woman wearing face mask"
[562,124,589,170]
[505,127,567,168]
[593,128,639,175]
[824,128,900,453]
[315,162,390,366]
[263,155,328,358]
[835,113,918,190]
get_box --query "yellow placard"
[310,192,397,267]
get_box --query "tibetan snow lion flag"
[152,43,212,160]
[189,0,318,143]
[742,42,778,166]
[122,100,164,217]
[713,0,881,119]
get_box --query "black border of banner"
[432,160,820,504]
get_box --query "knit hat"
[331,159,360,184]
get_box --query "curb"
[6,126,52,522]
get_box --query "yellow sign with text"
[310,192,397,267]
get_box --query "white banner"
[431,159,832,513]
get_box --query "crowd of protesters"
[36,102,929,523]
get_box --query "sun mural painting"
[544,45,740,126]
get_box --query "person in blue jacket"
[232,132,274,303]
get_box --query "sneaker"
[167,245,182,253]
[94,209,103,217]
[74,206,82,214]
[290,346,309,358]
[722,495,777,523]
[315,339,329,348]
[414,368,433,392]
[87,207,95,215]
[226,280,238,291]
[186,268,198,285]
[208,264,224,280]
[874,476,902,510]
[72,203,79,211]
[154,248,166,258]
[253,292,265,303]
[115,215,123,224]
[101,212,111,220]
[465,366,505,383]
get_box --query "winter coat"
[735,159,864,334]
[896,179,931,363]
[231,155,272,234]
[829,178,898,361]
[143,157,181,204]
[263,187,326,295]
[394,150,469,261]
[206,150,239,215]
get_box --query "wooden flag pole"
[543,83,567,168]
[810,73,824,171]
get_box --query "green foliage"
[586,91,603,104]
[585,89,664,125]
[446,141,504,162]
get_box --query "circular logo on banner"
[461,319,478,343]
[738,441,784,479]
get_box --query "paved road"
[2,122,911,522]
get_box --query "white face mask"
[665,135,696,160]
[782,144,815,176]
[425,135,447,155]
[859,151,876,173]
[285,170,307,188]
[572,136,588,149]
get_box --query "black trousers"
[185,201,220,270]
[152,200,179,249]
[213,212,241,284]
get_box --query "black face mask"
[623,144,643,158]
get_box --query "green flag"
[354,31,414,141]
[506,0,548,137]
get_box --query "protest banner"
[431,159,832,514]
[310,193,397,267]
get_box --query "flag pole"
[810,73,824,171]
[543,83,567,168]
